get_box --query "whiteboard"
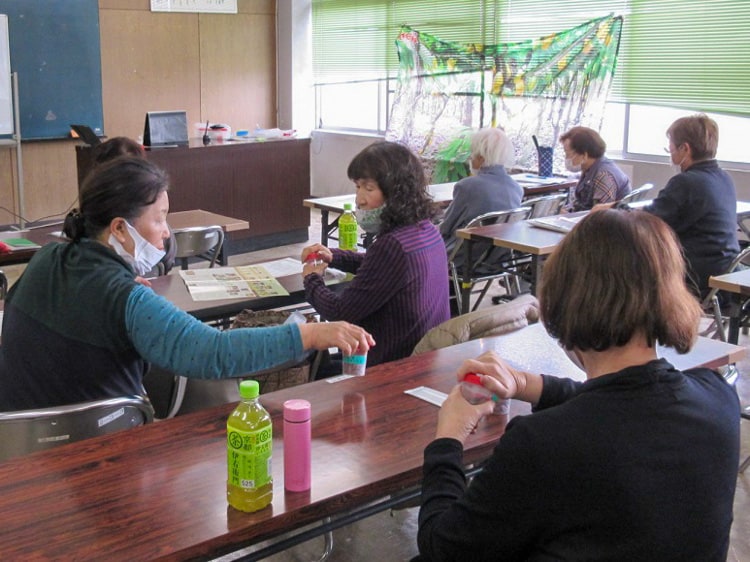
[150,0,237,13]
[0,15,12,135]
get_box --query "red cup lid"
[305,251,322,262]
[463,373,482,386]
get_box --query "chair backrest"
[620,183,654,204]
[172,226,225,268]
[448,206,531,264]
[0,395,154,462]
[0,269,7,299]
[523,193,568,218]
[467,206,532,229]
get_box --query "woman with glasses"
[643,113,739,297]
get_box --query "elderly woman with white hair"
[439,127,522,272]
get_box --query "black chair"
[0,395,154,462]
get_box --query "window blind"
[312,0,497,83]
[312,0,750,116]
[612,0,750,116]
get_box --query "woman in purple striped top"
[302,142,450,366]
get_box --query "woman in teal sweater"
[0,157,373,410]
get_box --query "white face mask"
[356,206,384,234]
[671,156,686,174]
[109,221,166,276]
[564,157,581,173]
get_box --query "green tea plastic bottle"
[227,380,273,512]
[338,203,358,250]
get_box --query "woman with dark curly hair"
[301,141,450,366]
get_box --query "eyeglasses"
[663,147,672,154]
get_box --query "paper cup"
[342,350,367,376]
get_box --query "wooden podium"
[76,137,311,253]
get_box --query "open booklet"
[527,214,585,234]
[179,265,290,301]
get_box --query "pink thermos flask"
[283,399,311,492]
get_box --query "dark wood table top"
[0,224,65,266]
[0,338,509,561]
[0,324,741,561]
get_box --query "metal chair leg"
[316,518,334,562]
[740,455,750,474]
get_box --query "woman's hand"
[302,260,328,278]
[456,351,543,405]
[436,386,495,444]
[134,275,152,287]
[298,321,375,356]
[301,244,333,264]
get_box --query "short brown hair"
[667,113,718,161]
[559,126,606,159]
[539,209,700,353]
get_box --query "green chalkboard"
[0,0,104,140]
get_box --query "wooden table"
[168,209,249,233]
[77,138,312,255]
[167,209,250,266]
[0,210,250,268]
[0,323,740,561]
[303,175,575,247]
[150,259,349,323]
[303,182,454,247]
[708,268,750,344]
[455,219,566,312]
[0,224,63,266]
[456,200,750,314]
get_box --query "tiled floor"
[3,211,749,561]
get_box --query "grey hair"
[470,127,515,168]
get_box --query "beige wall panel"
[0,145,18,224]
[22,142,80,222]
[199,13,276,132]
[100,10,201,139]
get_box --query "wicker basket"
[230,309,318,394]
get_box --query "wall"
[0,0,276,226]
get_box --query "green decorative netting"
[386,15,623,183]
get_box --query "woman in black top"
[416,209,739,561]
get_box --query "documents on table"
[179,265,289,301]
[528,214,585,234]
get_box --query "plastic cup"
[342,348,367,376]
